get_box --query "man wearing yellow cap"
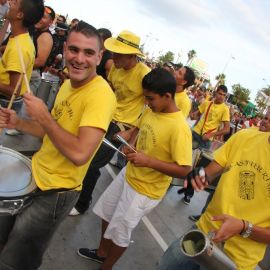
[70,30,150,216]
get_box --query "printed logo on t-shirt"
[239,170,255,200]
[137,123,156,151]
[53,100,73,121]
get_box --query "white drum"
[0,147,36,215]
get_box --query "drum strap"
[200,102,214,135]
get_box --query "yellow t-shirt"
[108,62,150,126]
[0,33,35,96]
[175,90,191,118]
[126,108,192,199]
[32,76,116,190]
[197,129,270,270]
[193,100,230,135]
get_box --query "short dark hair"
[142,68,177,98]
[183,66,195,88]
[97,28,112,41]
[217,84,228,93]
[57,14,66,23]
[20,0,44,28]
[68,21,102,50]
[45,6,55,21]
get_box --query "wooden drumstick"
[15,37,31,94]
[0,73,23,134]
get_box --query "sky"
[45,0,270,101]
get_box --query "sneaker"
[182,195,191,205]
[188,215,201,222]
[69,207,81,216]
[77,248,106,264]
[5,129,21,136]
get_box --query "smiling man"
[0,21,116,270]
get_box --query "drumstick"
[0,73,23,134]
[115,134,137,153]
[103,138,126,157]
[15,37,31,94]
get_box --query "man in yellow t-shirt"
[77,68,192,269]
[0,0,38,115]
[174,66,195,118]
[70,30,150,216]
[179,85,230,205]
[191,85,230,150]
[0,21,116,269]
[157,128,270,270]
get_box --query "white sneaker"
[5,129,21,136]
[69,207,81,216]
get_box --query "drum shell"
[36,79,60,111]
[180,229,236,270]
[0,147,36,215]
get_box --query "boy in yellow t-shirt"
[179,85,231,205]
[78,68,192,269]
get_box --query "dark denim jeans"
[0,190,79,270]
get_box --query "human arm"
[0,107,45,138]
[34,32,53,69]
[202,121,230,141]
[209,214,270,244]
[190,109,201,120]
[0,71,22,97]
[126,151,191,178]
[23,93,105,165]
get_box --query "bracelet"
[240,220,253,238]
[240,219,246,235]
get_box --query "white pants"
[93,167,161,247]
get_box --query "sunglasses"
[45,7,52,14]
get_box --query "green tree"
[158,51,174,64]
[187,49,196,64]
[215,73,226,85]
[231,84,250,106]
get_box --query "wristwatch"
[240,221,253,238]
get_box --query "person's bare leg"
[100,241,127,270]
[97,219,112,258]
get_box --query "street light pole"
[214,55,235,91]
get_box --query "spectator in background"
[97,28,113,80]
[174,66,195,118]
[30,6,55,94]
[70,18,79,29]
[56,14,66,24]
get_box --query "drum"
[0,147,36,215]
[36,78,60,111]
[35,79,51,104]
[47,80,60,111]
[0,96,23,114]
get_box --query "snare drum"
[0,147,36,215]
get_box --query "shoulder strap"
[200,102,213,135]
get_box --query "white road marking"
[104,164,168,251]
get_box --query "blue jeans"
[0,190,79,270]
[156,237,207,270]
